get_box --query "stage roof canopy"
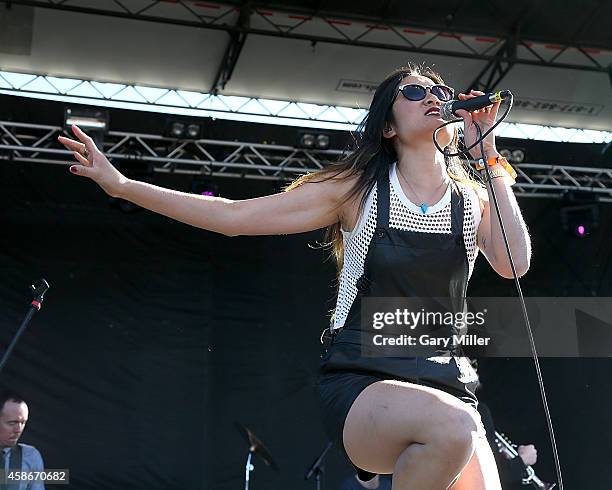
[0,0,611,131]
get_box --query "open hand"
[455,89,501,154]
[517,444,537,466]
[58,125,128,198]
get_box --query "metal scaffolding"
[2,0,609,77]
[2,75,611,143]
[1,121,612,202]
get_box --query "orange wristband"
[475,155,518,181]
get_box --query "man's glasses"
[395,84,455,103]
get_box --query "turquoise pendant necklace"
[398,166,449,215]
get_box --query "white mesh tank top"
[332,161,483,330]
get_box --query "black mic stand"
[235,423,279,490]
[304,441,333,490]
[0,279,50,374]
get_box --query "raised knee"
[434,407,480,455]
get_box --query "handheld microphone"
[440,90,512,121]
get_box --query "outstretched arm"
[59,125,351,237]
[115,174,346,237]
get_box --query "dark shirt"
[339,474,392,490]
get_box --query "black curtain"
[1,162,611,489]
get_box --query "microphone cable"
[433,93,565,490]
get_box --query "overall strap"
[355,167,391,294]
[449,180,465,236]
[375,166,391,230]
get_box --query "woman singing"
[58,64,531,489]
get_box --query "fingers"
[458,90,491,115]
[490,99,501,116]
[71,124,96,153]
[69,148,93,177]
[456,108,471,122]
[58,135,87,154]
[458,90,485,99]
[69,164,92,178]
[59,127,97,176]
[73,151,90,166]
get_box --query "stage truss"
[2,72,612,143]
[1,121,611,202]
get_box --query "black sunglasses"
[395,83,455,103]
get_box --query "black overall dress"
[317,167,479,480]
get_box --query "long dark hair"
[284,64,482,317]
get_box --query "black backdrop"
[1,158,612,489]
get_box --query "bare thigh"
[342,379,484,475]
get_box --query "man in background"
[0,391,45,490]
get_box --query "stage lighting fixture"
[170,122,185,138]
[165,120,207,140]
[511,149,525,163]
[299,132,315,148]
[298,131,332,149]
[499,147,526,163]
[186,124,201,139]
[316,134,330,149]
[560,204,599,238]
[64,107,109,150]
[64,107,109,131]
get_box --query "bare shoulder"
[322,170,365,233]
[286,168,365,233]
